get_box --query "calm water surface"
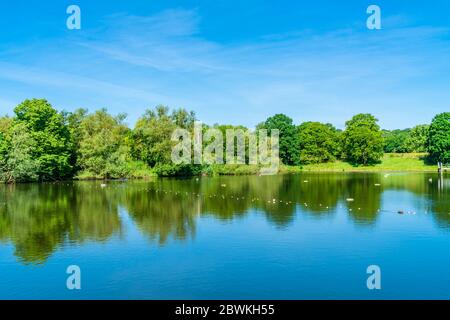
[0,173,449,299]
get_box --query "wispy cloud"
[79,9,223,73]
[0,62,169,101]
[1,8,450,129]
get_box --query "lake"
[0,172,449,299]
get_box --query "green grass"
[208,164,262,175]
[208,164,304,176]
[72,153,439,180]
[301,153,437,172]
[212,154,438,174]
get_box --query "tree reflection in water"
[0,172,448,264]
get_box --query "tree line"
[0,99,449,182]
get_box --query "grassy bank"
[206,153,438,175]
[32,153,442,182]
[73,164,302,180]
[302,153,438,172]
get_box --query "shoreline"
[2,168,444,184]
[1,153,444,184]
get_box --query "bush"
[427,112,450,164]
[154,164,202,177]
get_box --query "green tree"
[171,108,196,130]
[342,114,384,165]
[297,122,340,164]
[78,109,132,178]
[13,99,73,180]
[64,108,88,173]
[0,116,11,133]
[427,112,450,164]
[132,106,196,168]
[0,123,40,183]
[382,129,410,153]
[132,106,177,167]
[0,116,12,164]
[0,116,11,181]
[403,124,429,153]
[211,124,250,164]
[259,114,300,165]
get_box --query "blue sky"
[0,0,449,129]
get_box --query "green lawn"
[302,153,438,172]
[73,153,439,180]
